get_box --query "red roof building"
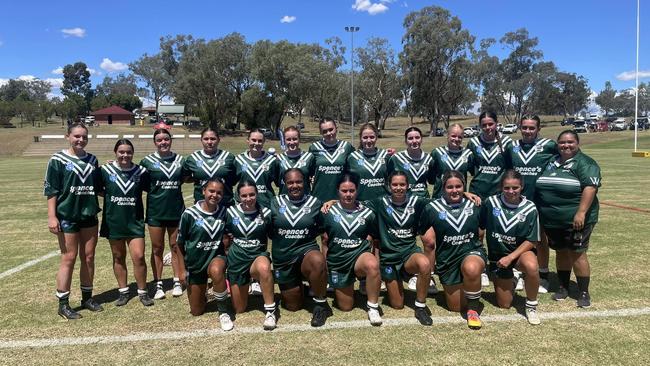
[91,106,134,126]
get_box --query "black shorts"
[146,218,180,228]
[273,247,320,290]
[545,224,595,253]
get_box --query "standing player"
[430,124,474,199]
[269,169,330,327]
[321,174,382,326]
[504,115,557,293]
[140,128,185,300]
[309,118,355,202]
[234,129,280,208]
[346,123,389,201]
[225,181,277,330]
[481,170,541,325]
[277,126,315,195]
[175,179,233,330]
[386,127,436,198]
[99,139,153,307]
[44,122,103,319]
[182,127,236,205]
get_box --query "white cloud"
[100,58,128,73]
[352,0,389,15]
[280,15,296,23]
[52,67,63,75]
[17,75,37,81]
[0,79,8,87]
[87,67,99,75]
[45,78,64,89]
[616,70,650,81]
[61,27,86,38]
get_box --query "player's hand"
[573,212,586,230]
[387,148,396,156]
[465,192,482,206]
[48,216,60,233]
[178,272,187,288]
[497,255,513,269]
[320,200,337,214]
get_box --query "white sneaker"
[172,282,183,297]
[219,313,234,331]
[154,287,166,300]
[263,311,277,330]
[481,273,490,287]
[515,277,524,291]
[538,278,550,294]
[526,307,541,325]
[359,279,367,295]
[162,252,172,266]
[407,276,418,291]
[367,308,382,326]
[428,278,439,295]
[249,281,262,296]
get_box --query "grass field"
[1,119,650,365]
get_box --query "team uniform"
[386,150,436,198]
[322,202,376,288]
[430,146,474,199]
[177,202,227,285]
[365,196,431,281]
[234,152,280,208]
[182,149,236,205]
[346,149,389,201]
[44,150,101,232]
[309,140,355,202]
[427,198,486,285]
[224,205,272,286]
[468,134,513,199]
[269,194,323,287]
[98,162,148,240]
[480,194,540,278]
[277,150,316,195]
[535,151,601,252]
[140,152,185,226]
[504,138,557,200]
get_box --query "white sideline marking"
[0,250,59,280]
[41,135,65,139]
[1,307,648,349]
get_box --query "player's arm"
[47,196,59,233]
[574,186,597,230]
[321,231,329,258]
[497,240,536,269]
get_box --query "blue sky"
[0,0,647,98]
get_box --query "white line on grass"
[1,307,649,349]
[0,250,59,280]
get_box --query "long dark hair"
[113,138,134,153]
[153,128,172,142]
[237,180,263,217]
[479,111,503,153]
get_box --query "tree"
[130,54,172,118]
[555,72,590,116]
[96,74,139,97]
[595,81,617,116]
[61,62,93,115]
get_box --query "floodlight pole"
[634,0,640,152]
[345,26,360,143]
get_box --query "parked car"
[296,122,305,130]
[573,121,587,133]
[496,123,504,132]
[630,117,649,130]
[610,119,627,131]
[258,128,273,138]
[84,116,95,124]
[434,127,445,136]
[561,117,576,126]
[463,127,477,138]
[502,124,518,134]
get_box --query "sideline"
[0,250,59,280]
[1,307,649,349]
[601,201,650,215]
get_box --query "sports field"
[1,122,650,365]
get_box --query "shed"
[91,106,134,125]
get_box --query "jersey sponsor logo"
[276,195,318,227]
[330,204,373,237]
[351,150,387,176]
[512,139,551,165]
[53,152,96,183]
[313,141,349,164]
[382,196,418,227]
[187,206,225,239]
[488,196,537,233]
[236,153,275,183]
[431,199,474,233]
[393,151,432,181]
[436,147,472,171]
[103,164,144,195]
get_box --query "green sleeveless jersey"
[430,146,474,199]
[534,151,601,229]
[504,138,557,200]
[277,150,316,195]
[269,194,323,267]
[481,194,540,261]
[467,134,513,199]
[44,150,101,221]
[346,149,389,201]
[322,202,376,270]
[225,204,272,262]
[140,152,185,222]
[365,195,430,265]
[309,140,355,202]
[428,198,483,274]
[98,162,147,239]
[182,149,236,204]
[386,150,436,198]
[234,151,279,208]
[177,202,227,274]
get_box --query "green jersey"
[269,194,323,267]
[534,151,601,229]
[365,195,430,265]
[177,202,227,274]
[234,151,280,207]
[44,150,101,221]
[505,138,557,199]
[468,134,513,199]
[430,146,474,199]
[277,151,316,195]
[309,140,355,202]
[481,194,540,261]
[98,162,147,239]
[428,198,483,274]
[225,204,272,262]
[322,202,375,271]
[346,149,389,201]
[387,150,436,198]
[140,152,185,222]
[182,149,236,204]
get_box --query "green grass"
[1,124,650,364]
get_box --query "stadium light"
[345,26,360,143]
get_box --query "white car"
[502,124,518,134]
[463,127,476,138]
[84,116,95,124]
